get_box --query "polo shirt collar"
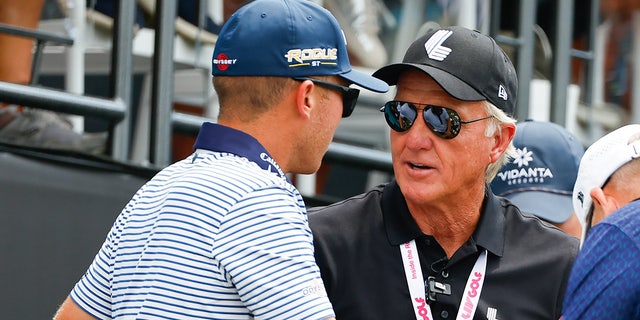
[193,122,287,180]
[382,180,505,257]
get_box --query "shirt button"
[441,270,449,278]
[441,310,449,318]
[422,238,431,246]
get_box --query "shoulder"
[146,152,301,220]
[500,197,580,260]
[506,196,579,240]
[308,185,384,224]
[308,185,386,246]
[563,223,640,319]
[488,194,581,249]
[580,208,640,266]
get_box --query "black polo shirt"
[309,180,580,320]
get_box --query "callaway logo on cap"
[211,0,388,93]
[373,25,518,116]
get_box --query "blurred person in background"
[0,0,106,154]
[562,124,640,319]
[491,119,585,238]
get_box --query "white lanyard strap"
[401,240,488,320]
[401,240,434,320]
[457,249,487,319]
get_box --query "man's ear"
[294,79,315,119]
[490,122,516,163]
[590,187,620,218]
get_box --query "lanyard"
[401,240,488,320]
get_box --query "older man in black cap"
[309,26,579,320]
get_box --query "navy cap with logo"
[490,120,585,223]
[373,25,518,116]
[211,0,388,93]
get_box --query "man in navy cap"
[491,120,585,238]
[53,0,387,319]
[309,25,579,319]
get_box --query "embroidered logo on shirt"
[301,279,328,298]
[424,30,453,61]
[487,307,499,320]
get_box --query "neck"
[407,188,485,258]
[219,114,297,173]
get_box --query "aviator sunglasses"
[380,101,493,139]
[293,77,360,118]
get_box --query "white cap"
[572,124,640,231]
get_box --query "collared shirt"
[562,199,640,320]
[70,123,334,319]
[309,180,579,320]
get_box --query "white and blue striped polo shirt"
[70,123,334,319]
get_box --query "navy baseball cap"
[373,25,518,116]
[211,0,388,93]
[491,120,584,223]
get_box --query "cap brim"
[505,191,574,223]
[340,68,389,93]
[373,63,485,101]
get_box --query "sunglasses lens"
[423,107,449,135]
[342,89,360,118]
[382,101,463,138]
[425,106,462,139]
[383,101,416,132]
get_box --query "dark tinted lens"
[383,101,417,132]
[423,106,450,135]
[381,101,464,138]
[342,89,360,118]
[422,106,462,138]
[291,77,360,118]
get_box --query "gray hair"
[483,101,517,182]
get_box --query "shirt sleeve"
[68,192,140,319]
[69,217,120,319]
[213,185,335,320]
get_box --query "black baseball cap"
[373,25,518,116]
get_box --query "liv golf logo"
[496,147,553,185]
